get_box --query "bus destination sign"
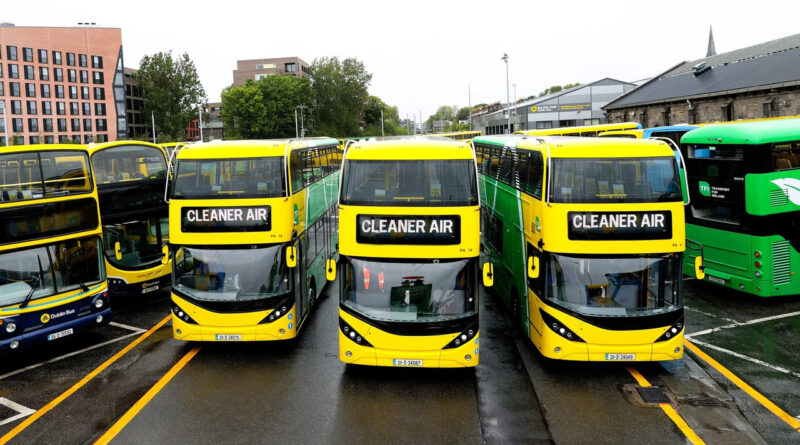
[568,211,671,240]
[357,214,461,245]
[182,206,271,232]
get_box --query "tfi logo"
[771,178,800,206]
[698,181,711,197]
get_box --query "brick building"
[231,57,308,88]
[0,24,126,145]
[604,34,800,126]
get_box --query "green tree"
[136,51,206,142]
[426,105,457,130]
[456,107,471,122]
[362,96,406,136]
[539,82,580,97]
[221,75,312,139]
[309,57,372,137]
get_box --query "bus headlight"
[10,340,20,350]
[6,322,17,334]
[172,305,197,324]
[339,318,373,347]
[540,309,585,343]
[443,322,479,349]
[258,297,294,324]
[94,298,104,308]
[655,317,684,342]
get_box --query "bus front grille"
[772,240,791,285]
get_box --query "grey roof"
[605,33,800,109]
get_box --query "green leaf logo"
[698,181,711,197]
[771,178,800,206]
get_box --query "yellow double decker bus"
[88,141,171,297]
[438,130,483,141]
[333,137,489,368]
[167,138,341,342]
[516,122,641,137]
[475,135,699,361]
[1,146,109,353]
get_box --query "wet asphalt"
[0,278,798,444]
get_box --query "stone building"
[604,33,800,126]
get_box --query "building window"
[83,134,92,144]
[583,118,600,125]
[39,66,49,81]
[639,110,648,127]
[763,98,777,118]
[43,118,53,132]
[69,85,78,99]
[38,49,48,64]
[91,55,103,69]
[96,118,107,131]
[44,135,54,144]
[9,64,18,79]
[83,118,92,131]
[71,118,80,131]
[92,71,104,84]
[42,101,52,115]
[57,118,67,131]
[28,118,38,132]
[285,63,296,73]
[66,52,75,66]
[54,68,63,82]
[661,107,671,126]
[29,135,39,144]
[10,100,21,114]
[41,84,50,98]
[82,102,91,115]
[80,70,88,83]
[52,51,62,65]
[81,86,89,99]
[535,121,553,129]
[56,102,66,115]
[25,83,36,97]
[12,118,23,132]
[93,87,105,100]
[94,103,106,116]
[68,69,76,83]
[0,81,3,96]
[7,46,18,61]
[70,102,79,115]
[55,85,64,98]
[79,54,87,67]
[688,107,696,124]
[27,100,37,114]
[24,65,34,80]
[0,63,3,78]
[721,102,733,122]
[58,135,68,142]
[10,82,20,97]
[22,47,33,62]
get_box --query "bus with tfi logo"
[474,134,699,361]
[681,118,800,297]
[333,136,487,367]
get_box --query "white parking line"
[686,310,800,338]
[688,337,800,379]
[0,331,141,381]
[109,322,147,333]
[0,398,35,426]
[684,305,739,323]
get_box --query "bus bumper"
[339,331,479,368]
[108,273,172,298]
[538,331,684,362]
[171,305,298,342]
[0,308,111,353]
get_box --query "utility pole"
[296,105,307,137]
[151,110,156,143]
[294,109,299,138]
[198,105,203,142]
[406,113,410,135]
[502,53,511,134]
[381,109,384,136]
[468,83,472,131]
[0,100,8,145]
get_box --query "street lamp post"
[296,105,308,137]
[151,110,156,143]
[501,53,511,134]
[198,105,203,142]
[0,100,8,146]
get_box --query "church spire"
[706,26,717,57]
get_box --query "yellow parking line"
[0,315,171,445]
[685,339,800,433]
[94,345,201,444]
[626,367,706,445]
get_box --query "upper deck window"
[172,157,285,199]
[771,141,800,171]
[0,150,92,202]
[91,145,166,185]
[341,159,477,207]
[550,157,681,204]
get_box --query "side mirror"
[286,246,297,268]
[326,258,337,282]
[482,263,494,288]
[161,244,169,265]
[694,256,705,280]
[527,256,540,279]
[114,241,122,261]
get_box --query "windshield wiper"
[20,255,45,308]
[77,281,89,292]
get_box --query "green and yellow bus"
[88,141,171,297]
[516,122,641,137]
[167,138,341,342]
[438,130,483,141]
[1,145,109,352]
[475,135,694,361]
[681,118,800,297]
[334,137,487,368]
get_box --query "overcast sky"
[5,0,798,121]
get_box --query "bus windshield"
[174,246,290,303]
[0,150,92,201]
[341,160,477,206]
[172,157,285,199]
[103,216,167,269]
[543,253,681,317]
[340,257,476,322]
[550,157,681,203]
[91,145,166,185]
[0,237,104,307]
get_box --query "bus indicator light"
[754,251,761,258]
[755,261,762,268]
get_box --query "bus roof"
[515,121,642,136]
[86,140,165,156]
[345,137,474,161]
[176,137,340,160]
[681,118,800,145]
[1,144,89,154]
[474,134,674,158]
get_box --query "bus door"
[294,235,308,324]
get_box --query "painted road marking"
[0,315,171,445]
[0,399,35,427]
[685,339,800,434]
[0,331,142,381]
[683,306,739,324]
[688,337,800,379]
[686,310,800,338]
[108,322,147,333]
[94,345,202,444]
[626,367,706,445]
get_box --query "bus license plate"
[393,359,423,367]
[605,353,636,361]
[48,328,74,341]
[142,285,159,293]
[706,275,725,285]
[216,334,242,341]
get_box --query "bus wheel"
[309,279,318,307]
[510,287,521,330]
